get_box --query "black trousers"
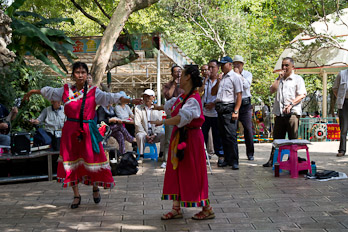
[238,103,254,157]
[217,111,239,165]
[339,99,348,154]
[202,116,224,157]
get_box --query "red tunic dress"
[57,84,115,188]
[162,92,210,207]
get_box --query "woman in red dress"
[152,65,215,220]
[24,62,141,209]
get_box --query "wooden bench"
[0,150,59,183]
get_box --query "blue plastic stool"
[137,143,158,161]
[272,148,290,172]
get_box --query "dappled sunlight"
[24,204,57,209]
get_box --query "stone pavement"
[1,141,348,232]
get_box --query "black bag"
[215,103,234,114]
[33,128,52,147]
[315,170,339,179]
[11,132,31,155]
[116,151,138,175]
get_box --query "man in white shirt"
[201,60,224,165]
[233,55,254,161]
[263,57,307,167]
[135,89,164,157]
[211,56,243,170]
[333,69,348,157]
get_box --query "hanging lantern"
[107,71,111,85]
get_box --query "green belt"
[67,118,103,154]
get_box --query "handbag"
[215,103,234,114]
[241,97,250,106]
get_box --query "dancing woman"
[151,65,215,220]
[23,62,141,209]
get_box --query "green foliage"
[7,0,77,76]
[0,61,63,131]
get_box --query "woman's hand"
[149,120,163,126]
[131,98,143,105]
[109,117,122,124]
[23,89,41,101]
[152,104,164,111]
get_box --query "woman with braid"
[23,62,142,209]
[151,65,214,220]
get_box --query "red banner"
[327,124,340,140]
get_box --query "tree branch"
[70,0,107,30]
[93,0,111,19]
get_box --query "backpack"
[116,151,138,175]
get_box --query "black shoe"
[248,156,254,161]
[232,164,239,170]
[218,161,228,167]
[262,160,272,167]
[71,195,81,209]
[93,188,101,204]
[217,159,224,166]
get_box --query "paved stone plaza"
[1,141,348,232]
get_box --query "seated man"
[0,103,18,146]
[30,101,65,138]
[135,89,164,157]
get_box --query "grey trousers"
[136,132,165,155]
[339,99,348,154]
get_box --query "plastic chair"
[272,148,290,172]
[277,144,311,178]
[137,143,158,161]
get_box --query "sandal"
[192,206,215,220]
[161,206,183,220]
[93,188,101,204]
[71,195,81,209]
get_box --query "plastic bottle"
[311,161,317,175]
[274,162,280,177]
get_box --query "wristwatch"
[289,102,293,106]
[234,110,239,114]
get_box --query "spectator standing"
[161,65,184,168]
[200,60,224,165]
[134,89,165,158]
[232,55,254,161]
[263,57,307,167]
[333,69,348,157]
[211,56,243,170]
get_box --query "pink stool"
[277,144,311,178]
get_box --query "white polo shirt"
[241,69,252,99]
[202,78,218,117]
[272,73,307,116]
[215,70,243,104]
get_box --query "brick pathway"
[1,141,348,231]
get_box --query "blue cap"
[119,91,130,99]
[219,56,233,64]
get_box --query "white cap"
[142,89,155,96]
[233,55,245,64]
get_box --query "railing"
[298,117,340,142]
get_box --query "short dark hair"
[72,61,88,74]
[283,57,295,65]
[208,59,219,66]
[171,64,181,74]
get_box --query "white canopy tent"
[274,8,348,117]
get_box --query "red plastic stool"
[277,144,311,178]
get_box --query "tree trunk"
[91,0,159,86]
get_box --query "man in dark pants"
[212,56,243,170]
[333,69,348,157]
[233,55,254,161]
[200,60,224,166]
[263,57,306,167]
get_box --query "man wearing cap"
[135,89,165,158]
[263,57,306,167]
[233,55,254,161]
[161,65,184,168]
[211,56,243,170]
